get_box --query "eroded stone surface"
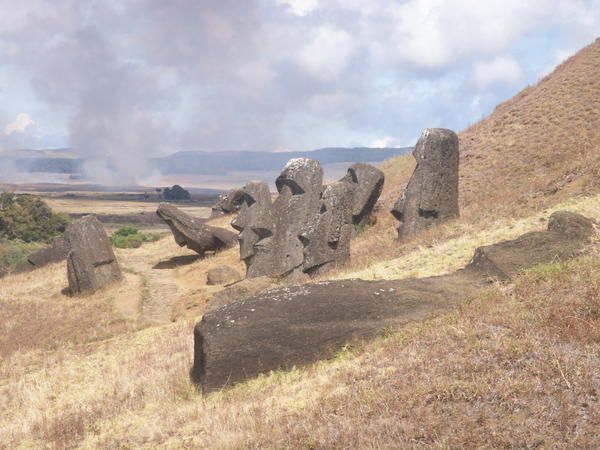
[234,159,384,279]
[157,203,237,256]
[193,211,595,392]
[392,128,459,239]
[211,189,245,218]
[65,215,122,295]
[27,235,69,268]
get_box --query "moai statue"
[391,128,459,239]
[231,181,273,278]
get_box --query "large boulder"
[27,235,68,268]
[192,211,595,392]
[206,266,242,286]
[211,188,246,218]
[157,203,237,256]
[392,128,459,239]
[64,215,122,295]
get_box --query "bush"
[0,193,69,243]
[162,185,191,201]
[109,227,162,249]
[0,239,43,274]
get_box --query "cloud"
[0,0,599,185]
[4,113,35,135]
[276,0,320,16]
[370,136,402,148]
[473,56,523,88]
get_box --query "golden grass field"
[43,196,211,218]
[1,39,600,449]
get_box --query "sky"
[0,0,599,183]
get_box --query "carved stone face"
[231,181,272,264]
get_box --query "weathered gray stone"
[234,158,324,280]
[467,211,596,280]
[157,203,237,256]
[207,276,278,312]
[231,182,273,277]
[206,266,242,286]
[344,163,385,227]
[27,235,69,268]
[193,210,595,392]
[211,188,245,218]
[233,160,384,279]
[392,128,459,239]
[64,216,122,295]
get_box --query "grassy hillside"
[1,39,600,448]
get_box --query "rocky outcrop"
[192,211,595,392]
[233,159,384,279]
[392,128,459,239]
[157,203,237,256]
[64,215,122,295]
[27,235,68,268]
[211,188,245,218]
[206,266,242,286]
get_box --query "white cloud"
[473,56,523,88]
[276,0,320,16]
[297,26,356,81]
[4,113,35,135]
[370,136,401,148]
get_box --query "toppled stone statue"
[392,128,459,239]
[65,215,122,295]
[192,210,595,392]
[232,158,384,280]
[157,203,237,256]
[26,235,69,268]
[345,163,385,227]
[210,188,245,218]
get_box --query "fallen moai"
[157,203,237,256]
[392,128,459,239]
[211,188,245,218]
[27,235,69,268]
[233,159,384,280]
[65,215,122,295]
[192,210,595,392]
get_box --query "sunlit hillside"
[1,38,600,449]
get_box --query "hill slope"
[459,38,600,220]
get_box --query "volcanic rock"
[64,215,122,295]
[211,188,246,218]
[157,203,237,256]
[27,235,69,268]
[392,128,459,239]
[193,210,595,392]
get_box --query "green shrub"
[0,239,43,274]
[109,227,163,249]
[0,193,69,243]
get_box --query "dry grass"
[1,248,597,449]
[44,197,211,218]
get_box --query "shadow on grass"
[153,254,201,270]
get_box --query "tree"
[0,193,70,243]
[162,184,191,201]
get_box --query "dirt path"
[116,240,193,324]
